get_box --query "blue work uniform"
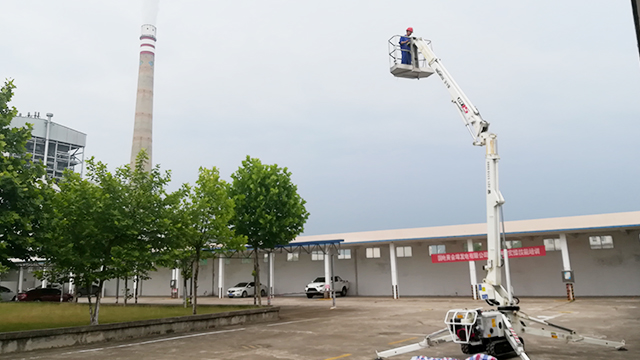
[399,36,411,65]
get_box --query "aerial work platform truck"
[376,34,627,360]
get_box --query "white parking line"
[266,318,320,327]
[60,328,246,354]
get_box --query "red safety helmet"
[406,27,413,33]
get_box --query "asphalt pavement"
[3,296,637,360]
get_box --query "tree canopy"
[230,156,309,304]
[0,80,50,274]
[174,166,246,313]
[41,153,178,324]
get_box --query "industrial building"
[10,112,86,180]
[89,210,637,299]
[1,194,637,298]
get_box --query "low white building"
[3,211,638,298]
[94,210,639,299]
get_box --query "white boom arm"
[412,39,489,144]
[412,38,509,306]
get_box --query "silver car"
[227,282,267,298]
[0,285,16,302]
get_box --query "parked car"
[0,286,16,302]
[75,283,100,297]
[31,283,62,291]
[305,276,349,298]
[17,288,73,302]
[227,282,267,298]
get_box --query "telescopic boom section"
[395,37,510,306]
[411,39,490,145]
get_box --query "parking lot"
[4,296,637,360]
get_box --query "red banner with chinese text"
[431,245,546,263]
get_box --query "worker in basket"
[400,27,413,65]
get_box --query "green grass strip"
[0,303,257,333]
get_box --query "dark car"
[76,284,100,297]
[17,288,73,302]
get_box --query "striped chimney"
[130,24,156,172]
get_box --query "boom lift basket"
[388,35,434,79]
[444,309,478,344]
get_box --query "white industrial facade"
[3,211,638,298]
[10,113,86,179]
[87,210,638,299]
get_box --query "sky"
[2,1,639,236]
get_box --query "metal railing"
[388,35,431,69]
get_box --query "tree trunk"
[115,277,120,304]
[124,277,128,306]
[88,291,95,324]
[183,273,188,308]
[254,250,262,306]
[88,280,103,325]
[94,280,103,325]
[134,275,139,304]
[190,268,194,307]
[192,252,199,315]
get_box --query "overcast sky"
[2,1,639,236]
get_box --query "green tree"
[0,80,50,274]
[41,153,177,324]
[176,167,246,314]
[229,156,309,305]
[111,153,179,306]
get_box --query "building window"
[287,252,299,262]
[396,246,412,258]
[589,235,614,250]
[337,249,351,260]
[242,257,252,264]
[429,244,446,256]
[543,238,561,251]
[505,240,522,249]
[463,242,483,252]
[365,247,381,258]
[311,251,325,261]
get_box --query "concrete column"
[324,251,331,298]
[218,258,225,299]
[43,114,52,170]
[18,267,24,293]
[68,272,75,294]
[330,252,336,307]
[559,233,575,300]
[133,275,138,295]
[389,243,399,299]
[175,268,180,294]
[353,248,359,296]
[559,233,572,271]
[269,253,275,298]
[467,239,478,300]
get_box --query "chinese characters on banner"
[431,245,546,263]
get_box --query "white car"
[305,276,349,298]
[0,285,16,302]
[227,282,267,298]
